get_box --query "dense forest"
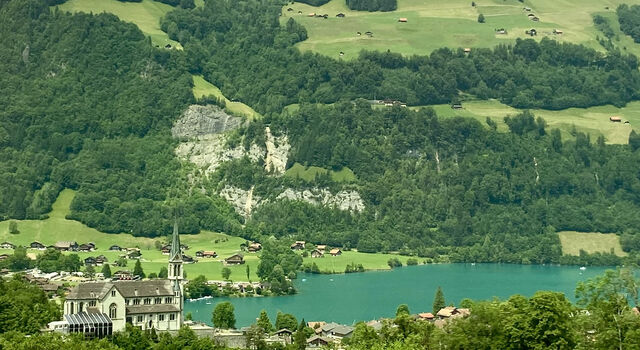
[0,0,242,236]
[618,4,640,43]
[2,269,640,349]
[346,0,397,12]
[162,0,640,114]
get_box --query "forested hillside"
[3,0,640,263]
[0,0,241,236]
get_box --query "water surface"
[185,263,609,327]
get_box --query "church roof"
[126,304,180,314]
[113,280,174,297]
[67,280,175,300]
[66,282,113,300]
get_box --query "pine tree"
[85,265,95,280]
[159,266,168,278]
[133,260,145,279]
[294,319,307,350]
[478,13,485,23]
[257,310,273,333]
[433,286,446,314]
[629,130,640,151]
[101,264,112,278]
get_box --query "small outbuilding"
[30,241,46,250]
[610,116,622,122]
[398,18,408,23]
[311,249,324,258]
[329,248,342,256]
[553,29,563,34]
[0,242,15,250]
[336,13,345,18]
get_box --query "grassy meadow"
[56,0,181,49]
[558,231,627,257]
[416,99,640,144]
[192,75,260,120]
[283,0,639,58]
[303,250,410,273]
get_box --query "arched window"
[70,302,74,314]
[109,303,117,319]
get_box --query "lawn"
[283,0,638,58]
[420,99,640,144]
[0,189,259,281]
[558,231,627,257]
[303,250,413,273]
[56,0,181,49]
[192,75,260,120]
[284,162,357,183]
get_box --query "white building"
[52,221,185,336]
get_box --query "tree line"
[618,4,640,43]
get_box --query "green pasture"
[0,189,258,281]
[283,0,638,57]
[192,75,260,120]
[285,162,357,183]
[303,250,412,273]
[558,231,627,257]
[56,0,181,49]
[420,99,640,144]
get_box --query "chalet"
[0,242,15,250]
[417,312,435,321]
[182,255,196,264]
[287,7,293,11]
[356,31,361,36]
[290,241,306,250]
[610,116,622,122]
[398,18,408,23]
[307,321,326,334]
[125,250,142,259]
[436,306,471,319]
[495,28,507,34]
[553,29,563,34]
[0,254,9,261]
[321,323,354,339]
[316,245,327,252]
[39,283,59,294]
[196,250,216,258]
[336,13,345,18]
[298,10,302,14]
[527,13,535,17]
[109,245,122,251]
[95,255,108,265]
[311,249,324,258]
[165,44,172,49]
[339,51,344,56]
[274,329,293,344]
[112,270,134,280]
[463,48,471,53]
[54,241,78,251]
[329,248,342,256]
[84,257,97,266]
[523,7,531,11]
[451,104,463,109]
[78,244,94,252]
[307,335,332,347]
[526,29,537,36]
[365,31,373,37]
[161,245,171,255]
[248,243,262,252]
[225,254,245,265]
[531,16,540,22]
[308,13,315,17]
[30,241,46,250]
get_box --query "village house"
[30,241,46,250]
[316,245,327,252]
[321,322,354,339]
[112,270,135,281]
[0,254,9,261]
[109,245,122,251]
[50,222,185,336]
[248,243,262,252]
[224,254,244,265]
[290,241,305,250]
[329,248,342,256]
[336,13,345,18]
[417,312,435,321]
[311,249,324,258]
[78,243,95,252]
[84,257,97,266]
[436,306,470,319]
[54,241,78,251]
[553,29,563,34]
[610,116,622,122]
[0,241,15,250]
[274,329,293,344]
[307,321,326,334]
[161,245,171,255]
[195,250,217,258]
[307,335,333,348]
[398,18,408,22]
[182,255,196,264]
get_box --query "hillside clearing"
[57,0,181,49]
[558,231,627,257]
[192,75,260,120]
[283,0,638,58]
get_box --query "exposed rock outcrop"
[264,126,290,175]
[175,134,263,174]
[172,105,242,138]
[220,186,262,218]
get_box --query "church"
[50,222,185,336]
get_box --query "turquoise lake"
[184,263,611,327]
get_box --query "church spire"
[169,219,182,262]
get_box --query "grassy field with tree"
[57,0,181,48]
[192,75,260,120]
[283,0,638,58]
[558,231,627,257]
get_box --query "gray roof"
[113,280,174,298]
[321,322,340,332]
[126,304,180,314]
[331,325,354,336]
[67,282,113,300]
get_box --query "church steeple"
[168,218,183,284]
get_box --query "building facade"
[60,222,184,333]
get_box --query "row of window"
[134,313,177,323]
[126,297,173,306]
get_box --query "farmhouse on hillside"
[109,245,122,251]
[225,254,245,265]
[248,242,262,252]
[291,241,306,250]
[398,18,407,22]
[311,249,324,258]
[330,248,342,256]
[336,13,345,17]
[30,241,46,250]
[54,241,78,251]
[610,116,622,122]
[0,242,15,250]
[50,221,186,336]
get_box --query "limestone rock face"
[264,126,290,175]
[220,186,262,218]
[277,188,365,213]
[175,134,263,174]
[172,105,242,138]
